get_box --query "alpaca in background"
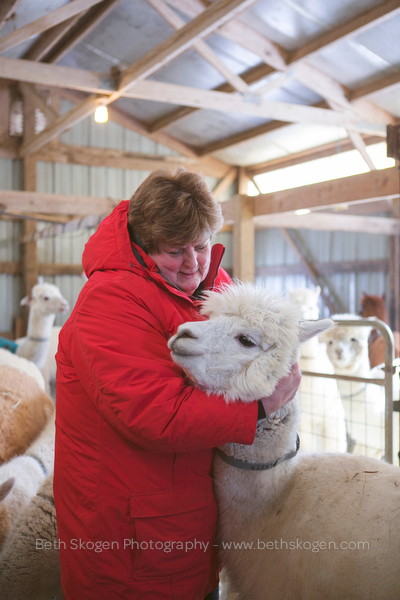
[360,292,400,368]
[289,287,346,453]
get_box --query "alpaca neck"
[27,310,55,340]
[216,401,300,510]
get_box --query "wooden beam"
[349,71,400,102]
[58,88,229,177]
[0,0,21,30]
[221,168,399,222]
[0,57,107,94]
[165,0,288,70]
[22,156,38,327]
[160,0,397,130]
[279,228,341,314]
[212,166,238,201]
[42,0,122,64]
[16,0,261,159]
[33,142,219,175]
[118,0,264,93]
[346,130,377,171]
[247,135,383,176]
[22,14,84,62]
[0,189,117,216]
[0,0,105,54]
[122,80,384,133]
[250,167,399,216]
[19,83,59,124]
[146,0,249,93]
[253,211,400,235]
[287,0,400,65]
[1,56,384,134]
[233,168,254,282]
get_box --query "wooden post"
[21,88,39,332]
[233,168,254,282]
[390,180,400,331]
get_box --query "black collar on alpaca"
[216,434,300,471]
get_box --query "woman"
[54,167,300,600]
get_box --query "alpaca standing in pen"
[16,279,69,397]
[168,283,400,600]
[288,287,346,453]
[360,292,400,368]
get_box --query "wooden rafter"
[22,14,85,62]
[33,142,223,177]
[38,0,122,64]
[212,166,238,200]
[58,88,229,177]
[287,0,400,64]
[146,0,249,93]
[16,0,261,157]
[253,212,400,236]
[154,0,398,131]
[0,0,106,54]
[0,56,385,136]
[0,0,21,30]
[221,167,400,222]
[279,228,342,314]
[247,135,383,176]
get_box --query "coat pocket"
[129,483,217,579]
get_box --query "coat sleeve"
[58,275,258,454]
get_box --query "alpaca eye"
[43,296,50,301]
[237,335,256,348]
[351,338,357,343]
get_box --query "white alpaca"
[0,474,65,600]
[288,287,346,453]
[168,283,400,600]
[320,315,387,459]
[16,280,69,396]
[0,412,55,547]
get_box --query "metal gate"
[298,318,400,464]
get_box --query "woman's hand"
[259,363,301,416]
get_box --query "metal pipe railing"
[301,318,396,463]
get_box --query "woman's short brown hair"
[128,166,223,254]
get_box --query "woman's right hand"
[259,363,301,416]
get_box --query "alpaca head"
[288,286,321,320]
[168,283,333,402]
[319,314,371,374]
[360,292,388,322]
[21,282,69,317]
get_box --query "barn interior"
[0,0,399,334]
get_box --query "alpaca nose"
[176,328,198,341]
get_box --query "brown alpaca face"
[360,294,386,320]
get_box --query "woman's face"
[149,236,211,295]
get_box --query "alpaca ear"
[37,275,44,285]
[314,286,321,300]
[20,295,31,306]
[299,319,334,344]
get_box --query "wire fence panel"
[297,319,399,464]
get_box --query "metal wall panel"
[255,227,390,319]
[0,158,23,331]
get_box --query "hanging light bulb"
[94,102,108,123]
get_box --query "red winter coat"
[54,200,258,600]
